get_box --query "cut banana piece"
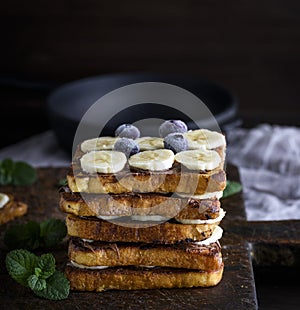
[129,149,174,171]
[70,261,109,270]
[81,239,94,243]
[96,215,121,220]
[0,193,10,209]
[175,149,221,171]
[136,137,164,150]
[194,226,223,246]
[81,137,118,152]
[80,150,127,174]
[177,191,223,200]
[131,215,169,222]
[184,129,226,150]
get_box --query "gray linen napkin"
[0,131,70,167]
[227,124,300,220]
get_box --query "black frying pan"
[47,72,239,152]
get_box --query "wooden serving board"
[0,165,281,309]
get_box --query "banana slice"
[81,137,118,152]
[80,150,127,173]
[70,261,109,270]
[131,215,169,222]
[136,137,164,150]
[0,193,10,209]
[177,191,223,200]
[96,215,121,220]
[81,239,94,243]
[184,129,226,150]
[175,149,221,171]
[194,226,223,246]
[129,149,174,171]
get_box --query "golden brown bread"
[69,146,226,194]
[67,165,226,195]
[63,135,226,291]
[0,194,28,225]
[60,191,220,220]
[69,238,222,270]
[65,264,224,291]
[66,214,219,244]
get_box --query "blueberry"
[159,120,188,138]
[113,138,140,158]
[164,133,188,153]
[115,124,140,139]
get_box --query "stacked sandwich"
[60,120,227,291]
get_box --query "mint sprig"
[57,178,67,187]
[40,219,67,248]
[6,249,70,300]
[5,249,38,286]
[4,219,67,250]
[33,271,70,300]
[222,180,242,198]
[36,254,56,279]
[0,158,37,186]
[28,274,47,291]
[4,221,40,250]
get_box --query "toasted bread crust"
[68,148,226,195]
[65,264,224,291]
[60,191,220,220]
[66,214,218,244]
[67,168,226,195]
[69,238,222,270]
[0,194,28,225]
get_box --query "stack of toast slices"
[60,127,227,291]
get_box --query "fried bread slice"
[68,237,222,270]
[0,194,28,225]
[60,190,221,220]
[69,133,226,195]
[66,214,219,244]
[65,264,224,291]
[67,164,226,195]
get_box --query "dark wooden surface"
[1,0,300,148]
[0,166,299,309]
[0,166,259,309]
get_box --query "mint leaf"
[0,158,37,186]
[4,219,67,250]
[222,180,242,198]
[40,219,67,248]
[4,221,40,250]
[33,271,70,300]
[6,249,38,287]
[36,254,56,279]
[12,161,37,186]
[28,275,47,291]
[34,267,42,277]
[0,159,14,184]
[6,250,70,300]
[57,178,67,187]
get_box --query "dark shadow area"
[252,243,300,309]
[254,266,300,310]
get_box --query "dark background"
[0,1,299,308]
[0,0,299,148]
